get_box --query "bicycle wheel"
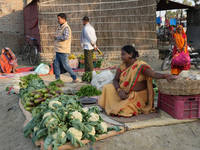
[22,44,31,61]
[29,46,38,65]
[161,55,172,71]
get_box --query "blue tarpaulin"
[156,17,162,24]
[170,19,177,25]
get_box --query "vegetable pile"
[49,79,65,87]
[68,54,77,60]
[92,53,96,59]
[19,74,45,89]
[21,86,63,112]
[78,53,97,60]
[24,95,121,149]
[100,60,114,69]
[96,59,104,68]
[76,85,102,97]
[82,72,93,83]
[19,74,46,99]
[78,54,85,60]
[19,74,64,112]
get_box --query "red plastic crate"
[158,92,200,119]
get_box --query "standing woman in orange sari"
[171,25,190,75]
[0,47,18,74]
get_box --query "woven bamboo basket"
[157,79,200,95]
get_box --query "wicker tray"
[157,79,200,95]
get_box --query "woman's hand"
[166,75,177,83]
[118,90,128,100]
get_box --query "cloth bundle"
[172,51,191,66]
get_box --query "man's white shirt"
[81,23,97,50]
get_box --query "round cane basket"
[157,79,200,95]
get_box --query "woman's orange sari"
[98,60,155,117]
[0,48,18,73]
[171,25,190,75]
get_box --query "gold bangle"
[163,73,170,79]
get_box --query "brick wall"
[0,0,26,54]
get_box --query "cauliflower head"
[68,127,82,141]
[45,118,55,127]
[42,112,52,119]
[71,111,82,122]
[89,112,99,122]
[82,108,88,113]
[88,127,96,136]
[100,122,107,132]
[49,101,62,109]
[33,126,39,132]
[52,131,66,140]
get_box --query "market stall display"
[78,53,97,69]
[23,95,121,149]
[19,74,64,112]
[16,74,123,150]
[20,86,63,112]
[68,54,79,69]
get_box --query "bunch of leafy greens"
[75,85,102,97]
[81,72,92,83]
[19,74,44,89]
[23,95,121,150]
[96,59,104,68]
[19,75,46,99]
[49,79,65,87]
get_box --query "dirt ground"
[0,58,200,150]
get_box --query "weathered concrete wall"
[187,8,200,51]
[0,0,26,54]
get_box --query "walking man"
[81,16,98,72]
[52,13,78,82]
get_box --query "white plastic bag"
[91,70,114,90]
[34,63,50,75]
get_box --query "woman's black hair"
[121,45,139,59]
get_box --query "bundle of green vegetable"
[75,85,102,97]
[24,95,121,149]
[19,77,46,100]
[19,74,44,89]
[96,59,104,68]
[49,79,65,87]
[81,72,93,83]
[21,86,63,112]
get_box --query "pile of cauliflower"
[24,96,109,149]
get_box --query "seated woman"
[98,45,176,117]
[0,47,18,74]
